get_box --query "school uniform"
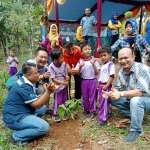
[7,56,19,76]
[75,58,100,113]
[98,61,115,122]
[49,62,68,115]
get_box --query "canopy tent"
[48,0,150,24]
[43,0,150,57]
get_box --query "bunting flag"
[145,5,150,15]
[47,0,54,15]
[47,0,66,15]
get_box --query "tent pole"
[139,6,143,34]
[94,0,102,58]
[55,0,59,32]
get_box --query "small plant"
[58,99,82,119]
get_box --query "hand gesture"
[90,57,95,65]
[63,81,69,86]
[46,82,59,93]
[110,88,121,100]
[97,45,101,52]
[102,90,113,100]
[79,59,85,67]
[43,72,51,78]
[71,64,76,75]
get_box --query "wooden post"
[55,0,59,32]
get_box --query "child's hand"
[43,72,51,78]
[63,81,69,86]
[102,85,108,91]
[65,74,70,81]
[79,59,85,67]
[90,57,95,65]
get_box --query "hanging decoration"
[47,0,66,15]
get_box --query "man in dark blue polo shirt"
[3,62,58,146]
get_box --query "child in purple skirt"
[95,46,115,126]
[49,49,69,122]
[7,49,19,76]
[75,41,100,121]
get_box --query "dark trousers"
[109,36,119,58]
[83,36,92,43]
[69,74,82,99]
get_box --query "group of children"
[48,41,115,125]
[7,41,115,125]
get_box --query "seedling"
[58,99,82,119]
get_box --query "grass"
[82,107,150,150]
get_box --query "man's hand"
[71,64,76,75]
[46,82,59,93]
[43,72,51,78]
[110,88,121,100]
[97,45,101,52]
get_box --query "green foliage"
[58,99,82,119]
[0,1,44,59]
[0,69,9,110]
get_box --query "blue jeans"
[111,97,150,133]
[6,105,50,141]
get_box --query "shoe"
[46,108,53,115]
[62,115,68,121]
[80,111,90,118]
[86,113,96,122]
[95,121,106,126]
[9,134,28,146]
[124,131,143,142]
[53,116,61,123]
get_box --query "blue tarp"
[48,0,137,24]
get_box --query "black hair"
[22,62,36,74]
[51,49,63,60]
[80,41,92,51]
[125,21,132,28]
[9,48,15,52]
[98,45,111,54]
[35,47,48,56]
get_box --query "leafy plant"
[58,99,82,119]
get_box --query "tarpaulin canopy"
[48,0,150,24]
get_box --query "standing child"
[49,49,69,122]
[75,41,100,121]
[7,49,19,76]
[95,46,115,126]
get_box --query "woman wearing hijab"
[111,19,150,63]
[120,11,138,37]
[108,12,122,58]
[34,24,63,64]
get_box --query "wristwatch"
[120,92,124,97]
